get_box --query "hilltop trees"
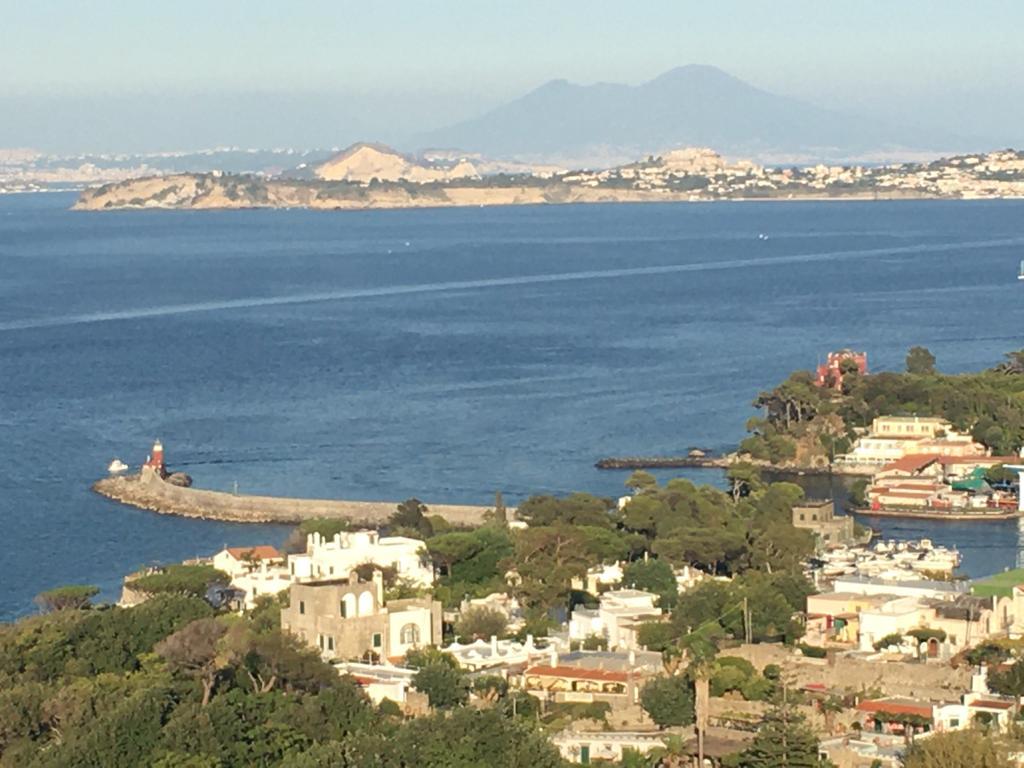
[906,346,937,374]
[33,585,99,612]
[743,347,1024,463]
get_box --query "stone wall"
[724,644,970,701]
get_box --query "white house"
[288,530,433,588]
[212,545,284,579]
[211,546,290,609]
[569,589,662,650]
[551,730,668,764]
[442,634,563,672]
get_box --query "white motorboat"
[107,459,129,473]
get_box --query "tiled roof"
[878,454,940,473]
[969,699,1015,710]
[858,698,933,718]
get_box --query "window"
[290,562,295,575]
[327,636,334,651]
[343,593,357,618]
[400,623,421,645]
[299,601,305,615]
[372,633,382,648]
[358,591,374,616]
[329,566,334,575]
[799,513,805,521]
[340,600,347,618]
[318,634,324,649]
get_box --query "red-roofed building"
[213,545,284,578]
[816,350,868,390]
[520,658,655,706]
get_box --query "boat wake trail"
[2,237,1021,333]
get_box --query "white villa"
[211,546,290,609]
[569,589,662,650]
[288,530,433,588]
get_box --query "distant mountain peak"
[411,65,962,165]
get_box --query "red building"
[815,350,868,390]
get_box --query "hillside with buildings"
[71,147,1024,210]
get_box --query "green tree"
[412,661,469,709]
[738,701,824,768]
[130,564,229,598]
[727,462,764,502]
[625,470,658,493]
[987,662,1024,697]
[622,558,679,609]
[154,617,229,706]
[515,493,615,528]
[33,584,100,612]
[455,606,508,640]
[906,346,937,375]
[900,729,1011,768]
[390,498,434,538]
[639,675,694,728]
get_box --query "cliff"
[71,173,677,211]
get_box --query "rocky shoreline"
[93,470,495,527]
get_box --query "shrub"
[798,644,827,658]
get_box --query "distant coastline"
[71,146,1024,212]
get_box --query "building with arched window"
[281,569,440,662]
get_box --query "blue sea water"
[2,193,1024,620]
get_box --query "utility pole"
[743,597,753,644]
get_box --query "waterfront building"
[281,570,442,662]
[211,545,290,609]
[288,530,433,588]
[866,453,1018,513]
[837,417,986,469]
[792,499,856,547]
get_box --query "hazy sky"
[3,0,1023,153]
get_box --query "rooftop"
[225,545,282,560]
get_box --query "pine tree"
[739,700,823,768]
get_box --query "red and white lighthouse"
[145,439,166,476]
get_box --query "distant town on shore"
[62,144,1024,211]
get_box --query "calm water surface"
[2,193,1023,619]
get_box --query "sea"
[2,192,1023,621]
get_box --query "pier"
[93,469,496,527]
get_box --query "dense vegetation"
[740,347,1024,465]
[0,595,562,767]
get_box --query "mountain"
[413,65,965,165]
[312,142,478,183]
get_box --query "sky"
[2,0,1023,153]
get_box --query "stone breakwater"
[93,471,494,527]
